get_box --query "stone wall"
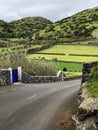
[81,61,98,83]
[75,88,98,130]
[21,71,63,84]
[27,42,57,54]
[0,69,11,86]
[74,62,98,130]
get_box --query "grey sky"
[0,0,98,22]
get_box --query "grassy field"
[30,60,82,77]
[28,54,98,63]
[36,60,83,72]
[40,45,98,55]
[65,72,82,78]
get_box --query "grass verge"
[84,65,98,98]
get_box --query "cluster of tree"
[0,17,52,38]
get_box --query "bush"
[26,60,57,76]
[90,65,98,80]
[0,53,57,76]
[84,64,98,97]
[63,67,67,71]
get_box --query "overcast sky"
[0,0,98,22]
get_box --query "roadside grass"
[84,65,98,98]
[40,45,98,55]
[27,54,98,63]
[84,79,98,98]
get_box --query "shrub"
[26,60,57,76]
[84,64,98,97]
[90,65,98,80]
[0,53,57,76]
[63,67,67,71]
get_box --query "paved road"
[0,79,81,130]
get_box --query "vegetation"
[28,54,98,62]
[0,53,57,76]
[84,65,98,97]
[65,72,82,78]
[33,6,98,42]
[0,6,98,78]
[40,45,98,55]
[0,17,52,39]
[35,60,82,72]
[0,6,98,42]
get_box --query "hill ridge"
[0,6,98,41]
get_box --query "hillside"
[0,6,98,42]
[0,17,52,38]
[37,6,98,42]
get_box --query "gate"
[12,69,18,83]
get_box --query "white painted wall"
[18,67,22,82]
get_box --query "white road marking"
[51,88,56,91]
[11,88,16,91]
[20,87,24,90]
[27,95,37,100]
[0,91,7,93]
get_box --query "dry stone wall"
[75,62,98,130]
[81,61,98,83]
[0,70,11,86]
[21,71,63,84]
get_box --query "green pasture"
[65,72,82,78]
[38,60,83,72]
[30,60,82,77]
[40,45,98,55]
[28,54,98,63]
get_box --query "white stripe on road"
[20,87,24,90]
[11,88,17,91]
[0,91,7,93]
[27,95,37,100]
[51,88,56,91]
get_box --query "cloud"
[0,0,98,22]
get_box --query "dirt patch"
[56,119,75,129]
[55,111,76,130]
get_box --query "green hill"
[0,6,98,42]
[37,6,98,42]
[0,17,52,38]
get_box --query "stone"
[76,116,97,130]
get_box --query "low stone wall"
[0,69,11,86]
[75,88,98,130]
[74,62,98,130]
[33,58,83,64]
[37,52,98,57]
[21,71,62,84]
[27,43,57,54]
[81,61,98,83]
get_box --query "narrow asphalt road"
[0,79,81,130]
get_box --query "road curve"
[0,79,81,130]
